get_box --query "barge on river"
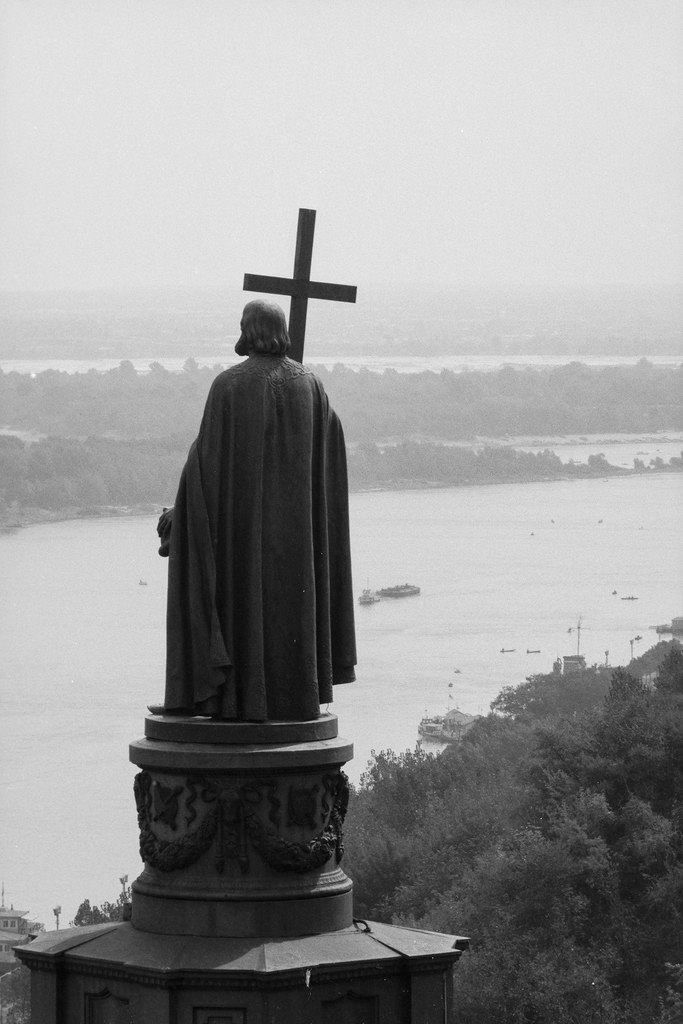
[377,583,421,598]
[419,707,478,743]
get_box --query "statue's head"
[235,300,291,357]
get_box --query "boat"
[138,579,148,586]
[418,707,477,743]
[621,595,638,601]
[655,617,683,635]
[358,588,380,605]
[526,648,541,654]
[500,648,516,653]
[376,583,420,598]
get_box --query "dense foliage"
[71,884,132,927]
[0,433,183,513]
[344,642,683,1023]
[4,432,677,521]
[1,965,31,1024]
[1,361,681,520]
[1,359,680,442]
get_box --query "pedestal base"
[18,711,469,1021]
[17,921,469,1024]
[129,713,354,938]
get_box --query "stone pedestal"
[18,713,467,1023]
[131,713,354,939]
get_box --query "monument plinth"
[18,711,467,1023]
[130,714,354,938]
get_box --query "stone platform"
[18,919,468,1023]
[17,712,468,1022]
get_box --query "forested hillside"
[1,359,680,441]
[344,643,683,1024]
[1,429,681,524]
[1,360,681,523]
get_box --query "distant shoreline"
[0,503,159,535]
[2,468,680,536]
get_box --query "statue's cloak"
[164,354,356,721]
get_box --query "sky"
[0,0,680,293]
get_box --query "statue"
[155,300,356,721]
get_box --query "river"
[0,473,680,929]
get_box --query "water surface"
[1,473,680,928]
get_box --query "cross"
[243,208,357,363]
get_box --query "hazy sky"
[0,0,680,292]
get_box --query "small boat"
[500,648,516,653]
[358,588,380,605]
[138,579,148,586]
[621,595,638,601]
[453,668,461,674]
[377,583,421,598]
[526,648,541,654]
[612,590,618,595]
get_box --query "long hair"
[235,301,291,356]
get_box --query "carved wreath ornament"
[133,770,349,875]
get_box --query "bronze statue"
[156,300,356,721]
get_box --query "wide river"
[1,473,681,928]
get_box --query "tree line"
[1,358,680,442]
[1,359,681,522]
[1,431,680,522]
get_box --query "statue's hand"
[157,506,173,557]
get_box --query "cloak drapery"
[164,354,356,721]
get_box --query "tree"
[71,884,132,927]
[490,665,612,721]
[2,964,31,1024]
[656,645,683,695]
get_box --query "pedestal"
[130,713,354,939]
[18,713,468,1023]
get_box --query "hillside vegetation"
[344,643,683,1023]
[1,359,680,441]
[0,360,680,522]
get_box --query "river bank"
[0,503,159,535]
[2,464,681,535]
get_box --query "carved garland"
[133,770,349,875]
[134,772,219,872]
